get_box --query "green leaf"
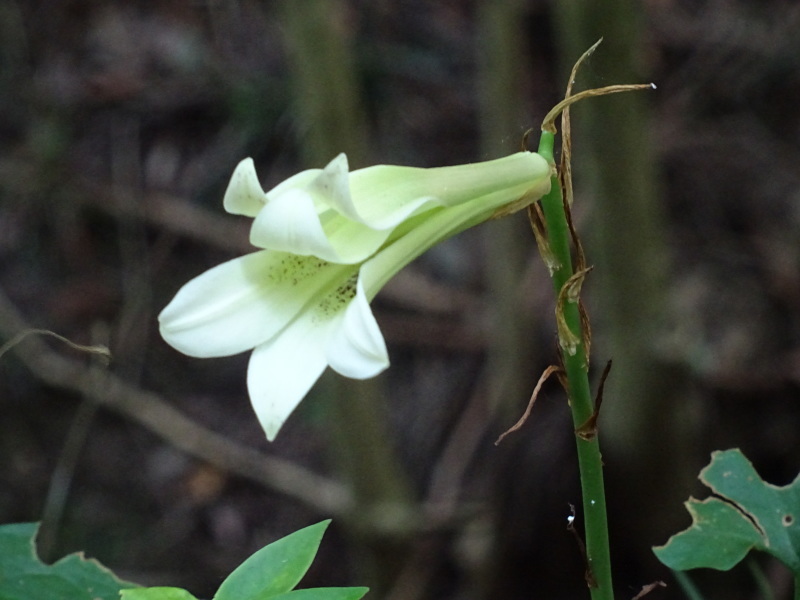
[0,522,137,600]
[654,449,800,573]
[653,496,762,570]
[214,520,331,600]
[269,587,369,600]
[121,587,199,600]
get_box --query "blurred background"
[2,1,800,598]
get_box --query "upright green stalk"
[551,1,695,551]
[671,570,705,600]
[537,130,613,599]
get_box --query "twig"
[631,581,667,599]
[38,323,109,561]
[0,287,352,517]
[0,329,110,363]
[566,502,596,588]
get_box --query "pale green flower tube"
[159,151,551,440]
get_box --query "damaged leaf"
[0,522,136,600]
[653,449,800,573]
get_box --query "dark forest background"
[2,1,800,599]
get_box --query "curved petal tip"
[224,158,265,217]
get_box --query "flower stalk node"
[555,267,592,356]
[575,360,612,441]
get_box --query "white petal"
[250,155,391,264]
[223,158,322,219]
[159,250,355,358]
[249,187,343,261]
[314,155,439,232]
[307,153,362,221]
[264,168,321,202]
[326,278,389,378]
[247,313,335,441]
[223,158,266,217]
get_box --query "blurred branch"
[280,0,368,166]
[0,155,253,254]
[75,179,253,254]
[279,4,414,593]
[0,283,483,541]
[477,0,540,420]
[0,286,353,517]
[109,116,152,383]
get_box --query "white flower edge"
[223,152,551,265]
[247,277,388,440]
[158,251,357,358]
[160,151,553,441]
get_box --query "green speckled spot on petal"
[312,272,358,323]
[264,255,331,287]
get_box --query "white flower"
[159,152,551,440]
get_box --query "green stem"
[794,574,800,600]
[746,558,776,600]
[671,570,705,600]
[537,130,613,599]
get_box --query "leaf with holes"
[0,522,137,600]
[654,449,800,573]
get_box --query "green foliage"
[214,520,329,600]
[214,520,366,600]
[0,522,135,600]
[121,589,198,600]
[126,520,367,600]
[654,449,800,573]
[267,589,370,600]
[0,520,367,600]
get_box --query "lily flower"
[159,152,551,441]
